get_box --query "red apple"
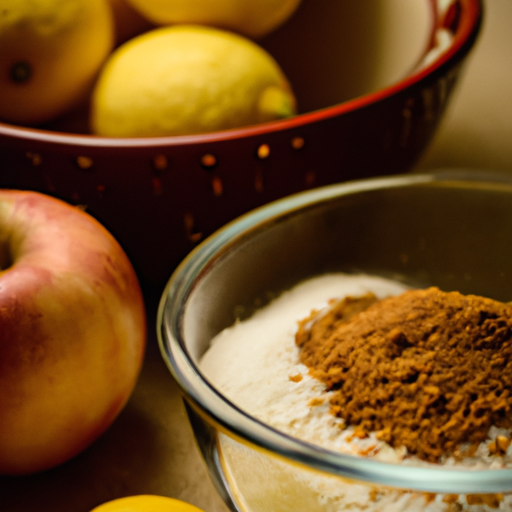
[0,190,146,474]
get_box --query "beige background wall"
[418,0,512,172]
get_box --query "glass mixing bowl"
[158,170,512,512]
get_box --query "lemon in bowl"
[0,0,113,125]
[90,24,297,137]
[123,0,302,39]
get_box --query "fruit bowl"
[158,169,512,512]
[0,0,482,288]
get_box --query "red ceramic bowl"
[0,0,482,289]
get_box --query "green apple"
[0,190,146,474]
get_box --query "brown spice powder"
[295,287,512,462]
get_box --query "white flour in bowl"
[199,273,512,512]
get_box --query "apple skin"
[0,190,147,475]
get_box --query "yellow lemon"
[124,0,302,39]
[0,0,114,125]
[89,495,205,512]
[91,25,297,137]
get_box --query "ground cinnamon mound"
[296,287,512,462]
